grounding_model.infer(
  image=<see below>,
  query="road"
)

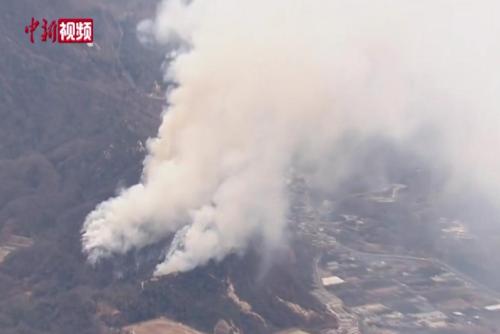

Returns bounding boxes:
[311,256,361,334]
[334,241,500,300]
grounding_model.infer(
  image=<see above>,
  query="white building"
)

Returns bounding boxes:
[321,276,345,287]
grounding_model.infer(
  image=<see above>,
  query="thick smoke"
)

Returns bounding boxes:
[82,0,500,276]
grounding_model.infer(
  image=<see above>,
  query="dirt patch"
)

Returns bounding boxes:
[123,317,204,334]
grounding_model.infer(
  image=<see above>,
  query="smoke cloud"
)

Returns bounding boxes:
[82,0,500,276]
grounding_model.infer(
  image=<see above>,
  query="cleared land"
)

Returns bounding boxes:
[123,317,204,334]
[0,235,33,264]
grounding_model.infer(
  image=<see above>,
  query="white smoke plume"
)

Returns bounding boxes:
[82,0,500,276]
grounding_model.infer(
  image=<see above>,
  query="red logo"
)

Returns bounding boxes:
[58,18,93,43]
[24,17,94,44]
